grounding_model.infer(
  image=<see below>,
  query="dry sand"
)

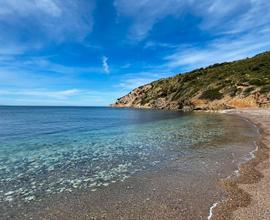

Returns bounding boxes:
[212,108,270,220]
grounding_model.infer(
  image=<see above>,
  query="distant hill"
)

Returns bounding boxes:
[112,52,270,110]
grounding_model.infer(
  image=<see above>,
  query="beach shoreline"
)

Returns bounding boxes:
[210,108,270,220]
[1,107,267,220]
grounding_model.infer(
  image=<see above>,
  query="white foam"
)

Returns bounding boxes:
[250,141,259,159]
[207,118,261,220]
[208,202,219,220]
[24,195,35,202]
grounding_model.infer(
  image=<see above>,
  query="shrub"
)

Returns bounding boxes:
[243,87,255,96]
[200,88,224,100]
[260,85,270,94]
[249,79,266,86]
[227,86,238,96]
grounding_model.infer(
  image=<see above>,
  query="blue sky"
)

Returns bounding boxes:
[1,0,270,106]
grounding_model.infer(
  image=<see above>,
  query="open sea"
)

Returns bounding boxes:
[0,106,258,219]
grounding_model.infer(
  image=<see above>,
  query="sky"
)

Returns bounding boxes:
[0,0,270,106]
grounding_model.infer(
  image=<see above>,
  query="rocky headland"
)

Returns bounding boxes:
[112,52,270,111]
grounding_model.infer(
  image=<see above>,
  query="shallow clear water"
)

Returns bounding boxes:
[0,107,257,213]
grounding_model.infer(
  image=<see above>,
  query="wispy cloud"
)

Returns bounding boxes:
[113,0,270,74]
[144,41,178,49]
[24,89,81,99]
[116,71,171,90]
[21,56,103,75]
[0,44,26,56]
[0,55,103,80]
[114,0,269,42]
[0,0,95,53]
[102,56,110,74]
[118,77,154,90]
[164,28,270,71]
[0,88,124,106]
[0,0,61,17]
[211,0,270,35]
[0,88,80,100]
[114,0,186,40]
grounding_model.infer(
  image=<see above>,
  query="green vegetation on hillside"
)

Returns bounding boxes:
[200,88,224,101]
[143,52,270,102]
[114,52,270,109]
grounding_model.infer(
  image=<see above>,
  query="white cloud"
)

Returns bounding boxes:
[0,88,124,106]
[21,89,80,99]
[164,28,270,71]
[36,0,62,17]
[102,56,110,74]
[144,41,178,49]
[114,0,269,41]
[118,77,154,90]
[0,0,95,53]
[0,1,60,16]
[0,89,80,99]
[116,71,171,90]
[114,0,187,40]
[0,55,103,82]
[0,56,106,95]
[114,0,270,73]
[0,45,26,56]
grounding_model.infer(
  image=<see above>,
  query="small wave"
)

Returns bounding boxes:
[208,202,219,220]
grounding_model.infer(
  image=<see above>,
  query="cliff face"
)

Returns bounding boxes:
[112,52,270,111]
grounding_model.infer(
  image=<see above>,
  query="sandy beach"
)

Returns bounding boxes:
[212,108,270,220]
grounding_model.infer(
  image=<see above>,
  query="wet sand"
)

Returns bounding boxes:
[1,156,227,220]
[211,108,270,220]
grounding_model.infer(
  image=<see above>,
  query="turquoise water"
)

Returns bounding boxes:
[0,107,257,208]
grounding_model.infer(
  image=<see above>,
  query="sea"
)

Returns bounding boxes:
[0,106,258,219]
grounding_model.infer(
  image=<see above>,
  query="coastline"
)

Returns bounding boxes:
[2,109,259,220]
[1,107,268,219]
[210,108,270,220]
